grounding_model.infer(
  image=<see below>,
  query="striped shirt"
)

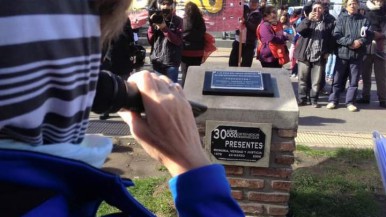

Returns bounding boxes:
[0,0,102,145]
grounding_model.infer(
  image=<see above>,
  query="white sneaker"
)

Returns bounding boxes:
[326,102,336,109]
[347,104,358,112]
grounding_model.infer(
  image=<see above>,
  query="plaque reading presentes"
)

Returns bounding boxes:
[210,125,266,162]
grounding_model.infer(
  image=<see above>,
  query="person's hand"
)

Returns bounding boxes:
[150,14,166,30]
[118,71,211,177]
[152,21,167,31]
[308,11,316,21]
[155,21,167,31]
[349,39,362,49]
[239,17,245,25]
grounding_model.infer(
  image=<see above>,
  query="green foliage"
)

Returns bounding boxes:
[290,147,383,217]
[98,147,384,217]
[97,176,175,217]
[296,145,338,157]
[128,176,175,216]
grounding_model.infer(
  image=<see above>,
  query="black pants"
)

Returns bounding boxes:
[260,59,281,68]
[181,56,202,87]
[228,41,256,67]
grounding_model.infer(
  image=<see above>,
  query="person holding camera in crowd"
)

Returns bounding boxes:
[147,0,183,83]
[295,1,335,108]
[326,0,373,112]
[0,0,245,216]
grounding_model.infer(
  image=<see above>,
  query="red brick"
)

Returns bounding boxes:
[231,190,243,200]
[275,154,295,165]
[247,192,290,203]
[228,177,264,189]
[270,141,296,152]
[267,205,289,216]
[277,129,297,138]
[250,167,292,179]
[224,165,244,175]
[239,203,264,215]
[271,180,292,192]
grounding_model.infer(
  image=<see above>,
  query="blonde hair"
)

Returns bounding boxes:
[95,0,131,46]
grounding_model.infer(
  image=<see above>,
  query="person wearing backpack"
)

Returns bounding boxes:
[256,5,289,68]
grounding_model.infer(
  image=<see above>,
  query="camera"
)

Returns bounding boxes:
[92,70,207,117]
[148,8,164,24]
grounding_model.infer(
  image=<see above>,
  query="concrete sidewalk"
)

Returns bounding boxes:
[87,113,377,149]
[88,46,386,149]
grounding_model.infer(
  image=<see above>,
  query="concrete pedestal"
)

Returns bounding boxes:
[184,66,299,217]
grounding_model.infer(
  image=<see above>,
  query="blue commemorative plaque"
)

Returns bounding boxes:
[203,70,274,97]
[211,71,264,90]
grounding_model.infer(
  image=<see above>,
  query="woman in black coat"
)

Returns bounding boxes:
[181,2,206,87]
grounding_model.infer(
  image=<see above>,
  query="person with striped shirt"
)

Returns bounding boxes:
[0,1,244,216]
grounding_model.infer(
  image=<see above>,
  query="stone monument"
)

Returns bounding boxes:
[184,66,299,217]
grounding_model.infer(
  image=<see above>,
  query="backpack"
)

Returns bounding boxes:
[256,22,289,66]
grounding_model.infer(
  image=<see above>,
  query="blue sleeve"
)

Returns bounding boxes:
[169,164,245,217]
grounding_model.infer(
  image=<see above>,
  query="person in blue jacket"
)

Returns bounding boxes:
[0,0,244,216]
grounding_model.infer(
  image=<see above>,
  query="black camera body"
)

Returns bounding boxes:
[148,8,164,24]
[91,71,207,117]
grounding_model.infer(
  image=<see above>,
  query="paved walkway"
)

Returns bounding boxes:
[87,46,386,149]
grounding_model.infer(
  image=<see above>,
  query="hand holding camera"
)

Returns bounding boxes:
[92,70,207,117]
[308,9,317,21]
[118,71,211,177]
[149,9,164,24]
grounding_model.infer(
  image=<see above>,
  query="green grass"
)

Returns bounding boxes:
[97,176,175,217]
[97,146,384,217]
[290,145,384,217]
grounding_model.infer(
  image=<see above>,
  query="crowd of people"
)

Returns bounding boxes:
[227,0,385,111]
[103,0,385,112]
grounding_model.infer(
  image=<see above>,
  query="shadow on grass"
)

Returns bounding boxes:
[289,147,385,217]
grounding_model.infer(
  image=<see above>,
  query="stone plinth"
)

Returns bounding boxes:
[184,66,299,217]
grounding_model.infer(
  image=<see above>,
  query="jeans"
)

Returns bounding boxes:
[328,58,361,105]
[325,54,336,79]
[153,64,179,83]
[166,66,179,83]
